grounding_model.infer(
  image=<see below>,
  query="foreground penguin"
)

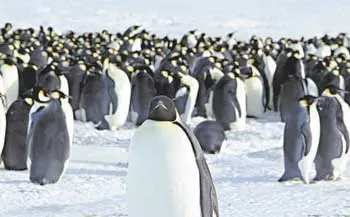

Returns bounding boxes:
[127,95,219,217]
[27,89,74,185]
[314,87,350,181]
[1,97,33,170]
[279,95,320,184]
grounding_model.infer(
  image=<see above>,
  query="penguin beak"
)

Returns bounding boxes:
[154,101,168,111]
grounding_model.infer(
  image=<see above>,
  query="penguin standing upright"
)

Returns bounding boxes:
[27,89,73,185]
[127,96,219,217]
[130,65,156,126]
[279,95,320,183]
[244,65,265,118]
[1,55,19,110]
[212,72,246,130]
[314,87,350,181]
[174,72,199,124]
[1,97,33,170]
[263,53,277,109]
[104,57,131,130]
[0,74,6,162]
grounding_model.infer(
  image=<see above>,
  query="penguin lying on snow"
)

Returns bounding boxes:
[127,95,219,217]
[194,120,226,154]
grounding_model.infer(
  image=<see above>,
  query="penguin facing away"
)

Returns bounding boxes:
[27,89,73,185]
[127,95,219,217]
[1,97,33,170]
[279,95,320,184]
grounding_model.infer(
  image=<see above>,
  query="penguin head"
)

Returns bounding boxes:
[298,95,318,108]
[50,90,71,103]
[322,85,346,96]
[32,86,51,103]
[148,95,177,122]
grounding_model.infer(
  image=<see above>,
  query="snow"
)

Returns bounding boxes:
[1,0,350,216]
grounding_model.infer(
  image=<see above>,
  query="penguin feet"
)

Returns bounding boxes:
[30,177,49,186]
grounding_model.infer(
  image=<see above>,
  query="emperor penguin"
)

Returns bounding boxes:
[0,75,6,163]
[244,65,265,118]
[130,65,157,126]
[103,57,131,130]
[0,55,19,110]
[212,72,246,130]
[27,89,73,185]
[127,95,219,217]
[173,72,199,124]
[1,97,33,170]
[263,53,277,109]
[279,95,320,184]
[314,87,350,181]
[194,120,226,154]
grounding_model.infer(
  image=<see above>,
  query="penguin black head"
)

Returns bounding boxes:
[322,85,347,96]
[32,86,51,103]
[298,95,318,108]
[50,90,71,103]
[148,95,177,122]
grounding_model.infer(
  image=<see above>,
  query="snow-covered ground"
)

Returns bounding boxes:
[1,0,350,216]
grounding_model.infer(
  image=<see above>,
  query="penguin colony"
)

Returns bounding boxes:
[0,21,349,211]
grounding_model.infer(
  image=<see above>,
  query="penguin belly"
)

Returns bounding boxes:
[127,120,201,217]
[105,66,131,130]
[245,77,264,118]
[263,55,276,109]
[0,94,6,161]
[230,78,246,130]
[1,64,19,110]
[297,103,320,183]
[59,75,70,96]
[180,75,199,124]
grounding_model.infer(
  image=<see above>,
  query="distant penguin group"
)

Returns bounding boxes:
[1,22,350,192]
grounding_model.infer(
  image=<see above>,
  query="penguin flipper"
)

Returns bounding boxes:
[174,121,219,217]
[107,78,118,114]
[336,106,350,154]
[301,122,312,157]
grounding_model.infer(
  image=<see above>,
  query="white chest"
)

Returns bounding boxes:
[127,120,201,217]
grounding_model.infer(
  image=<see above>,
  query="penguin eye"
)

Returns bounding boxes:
[24,97,33,105]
